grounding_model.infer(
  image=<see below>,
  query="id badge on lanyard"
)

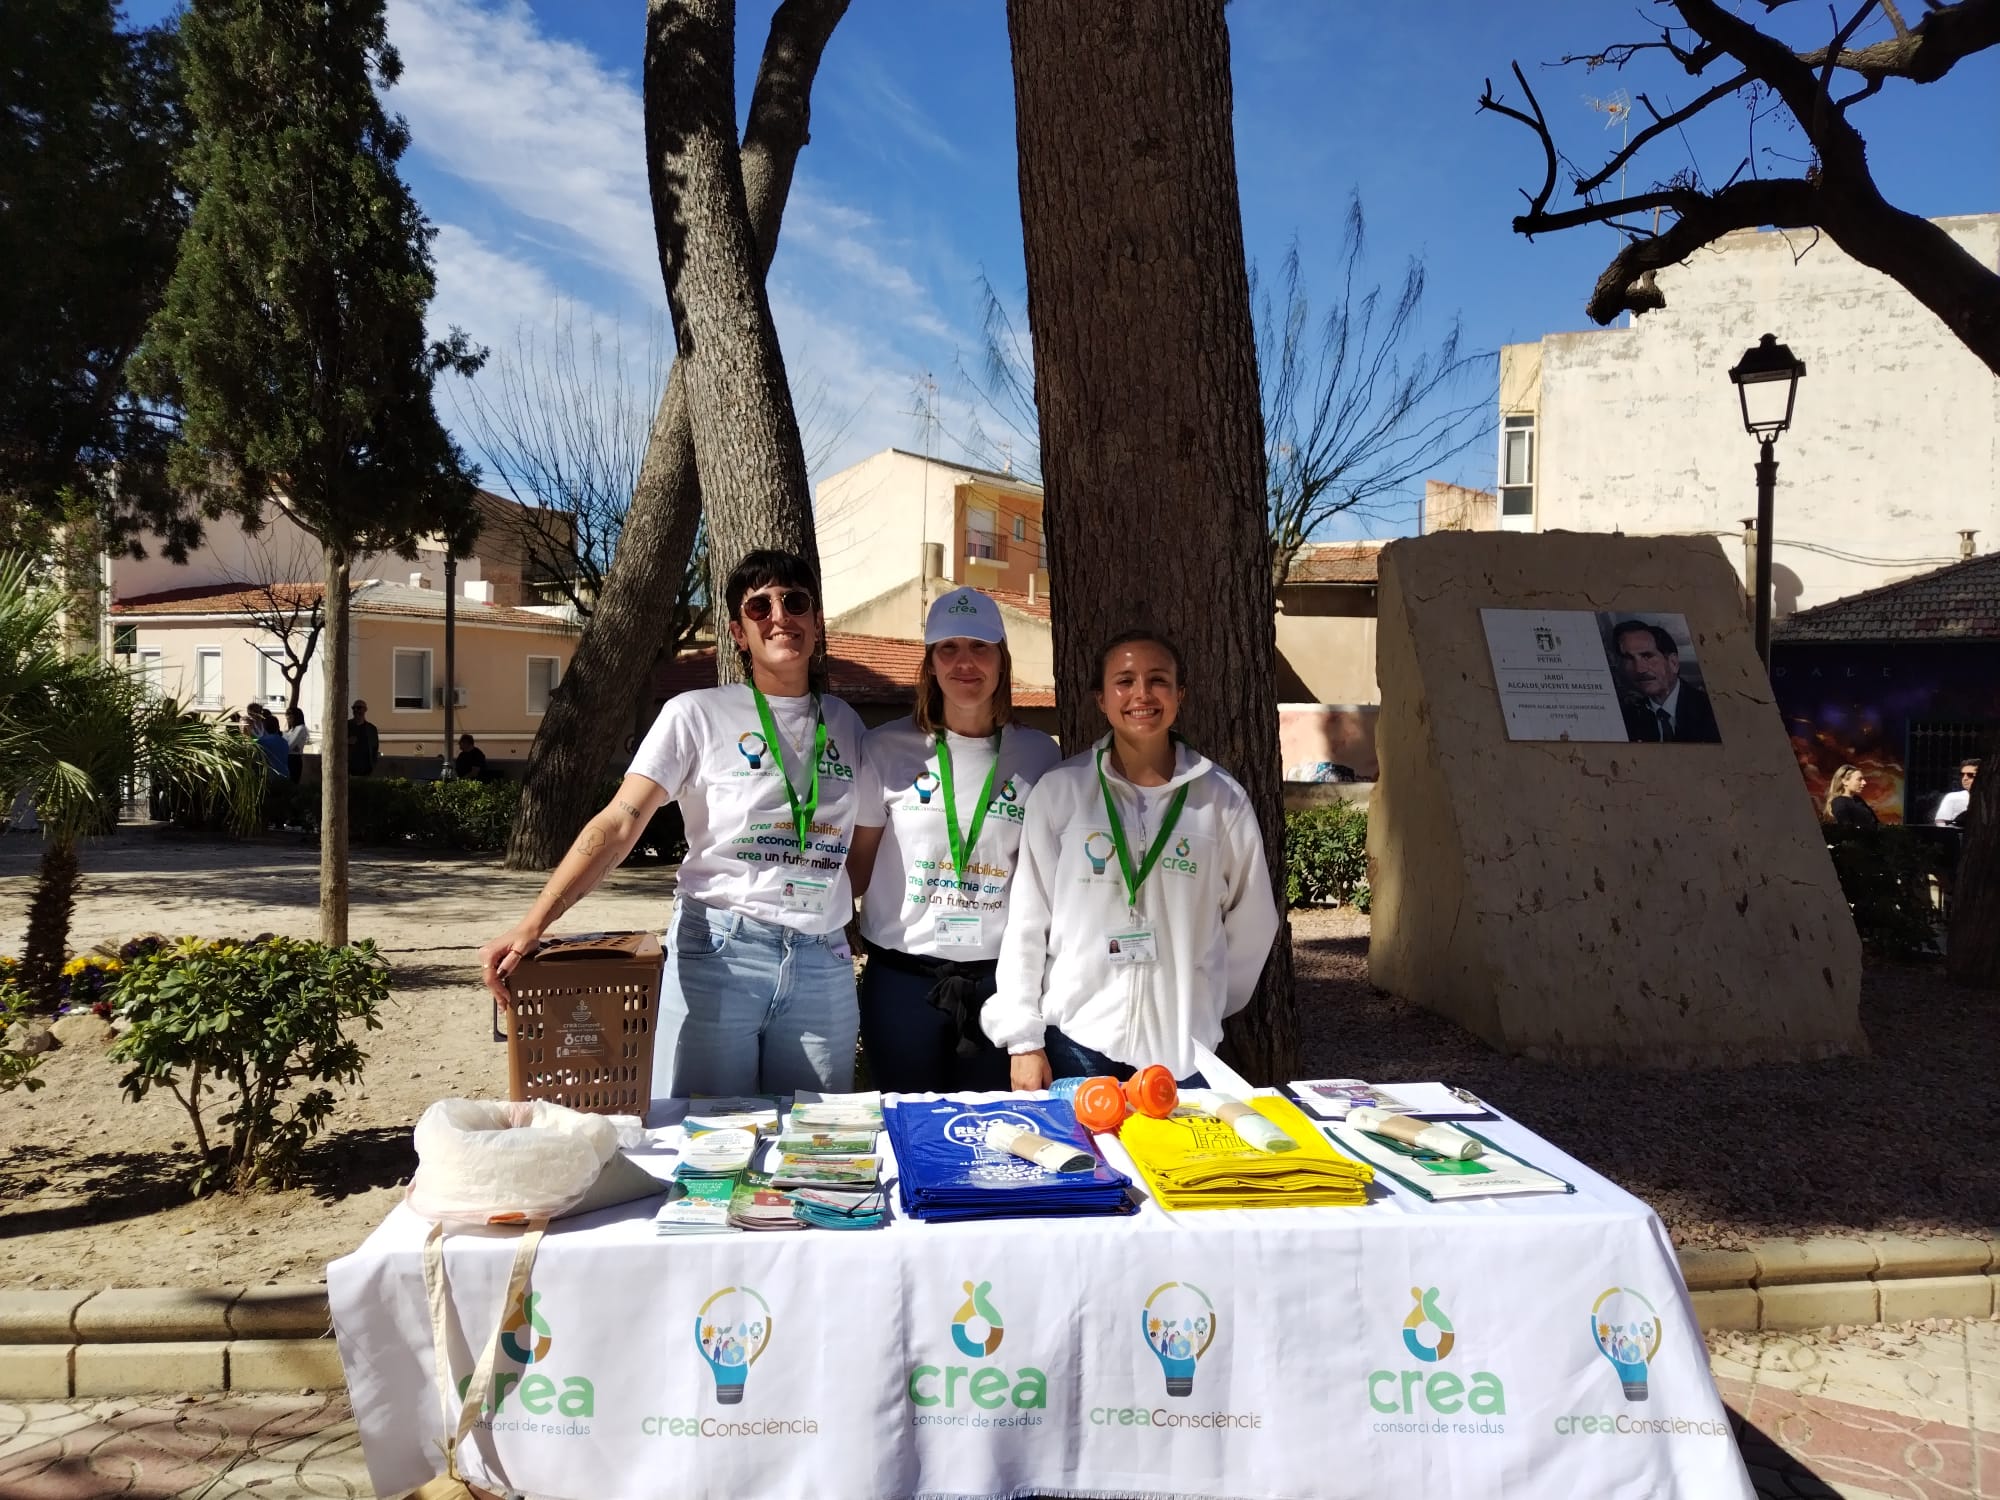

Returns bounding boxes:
[1106,923,1158,964]
[780,871,832,915]
[933,912,984,948]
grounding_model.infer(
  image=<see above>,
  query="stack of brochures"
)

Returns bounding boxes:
[1118,1095,1374,1210]
[787,1091,885,1132]
[785,1185,888,1230]
[683,1097,783,1137]
[885,1097,1133,1223]
[1325,1119,1572,1201]
[727,1178,805,1231]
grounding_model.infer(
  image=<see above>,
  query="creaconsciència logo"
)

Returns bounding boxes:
[1141,1282,1217,1397]
[952,1280,1005,1357]
[1402,1286,1455,1361]
[500,1290,552,1364]
[1590,1288,1660,1402]
[737,731,767,769]
[695,1286,773,1405]
[1083,830,1113,875]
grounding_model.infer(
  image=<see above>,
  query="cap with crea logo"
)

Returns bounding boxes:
[924,587,1006,645]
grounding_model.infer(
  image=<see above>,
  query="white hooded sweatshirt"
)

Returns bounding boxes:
[981,734,1281,1078]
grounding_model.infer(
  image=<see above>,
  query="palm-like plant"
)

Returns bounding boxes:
[0,555,266,1008]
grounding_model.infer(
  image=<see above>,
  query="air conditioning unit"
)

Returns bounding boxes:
[451,686,469,708]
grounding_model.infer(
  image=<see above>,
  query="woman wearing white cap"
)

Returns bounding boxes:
[982,628,1280,1087]
[846,586,1061,1091]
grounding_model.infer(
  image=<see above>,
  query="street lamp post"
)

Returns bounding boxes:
[1727,333,1807,671]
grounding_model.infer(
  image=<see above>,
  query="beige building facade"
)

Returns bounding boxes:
[1494,214,1999,611]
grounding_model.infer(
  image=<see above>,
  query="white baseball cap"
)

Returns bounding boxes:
[924,587,1006,645]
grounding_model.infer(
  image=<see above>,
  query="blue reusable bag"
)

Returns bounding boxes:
[884,1097,1134,1222]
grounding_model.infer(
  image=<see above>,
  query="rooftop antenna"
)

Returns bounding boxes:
[1585,90,1632,201]
[901,371,943,627]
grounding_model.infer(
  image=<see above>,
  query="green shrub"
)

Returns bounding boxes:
[109,935,387,1193]
[1824,824,1943,959]
[0,968,45,1094]
[1284,803,1369,908]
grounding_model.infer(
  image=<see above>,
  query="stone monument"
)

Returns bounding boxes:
[1369,531,1864,1066]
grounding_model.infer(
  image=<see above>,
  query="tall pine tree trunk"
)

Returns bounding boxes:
[506,0,847,870]
[1008,0,1296,1081]
[319,546,351,946]
[645,0,819,690]
[20,838,81,1011]
[1947,736,2000,988]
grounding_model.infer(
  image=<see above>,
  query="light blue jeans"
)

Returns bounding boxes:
[658,896,858,1099]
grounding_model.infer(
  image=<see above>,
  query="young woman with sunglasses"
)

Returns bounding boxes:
[479,549,883,1099]
[982,629,1279,1088]
[844,588,1061,1092]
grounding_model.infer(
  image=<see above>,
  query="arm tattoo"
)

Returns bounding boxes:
[616,797,645,821]
[577,826,608,858]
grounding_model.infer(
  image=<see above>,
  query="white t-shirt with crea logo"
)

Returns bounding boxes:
[858,719,1063,960]
[627,686,884,934]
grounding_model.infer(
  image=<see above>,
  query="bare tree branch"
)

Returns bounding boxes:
[1481,0,2000,375]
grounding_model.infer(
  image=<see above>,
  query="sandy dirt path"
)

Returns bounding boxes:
[0,827,675,1290]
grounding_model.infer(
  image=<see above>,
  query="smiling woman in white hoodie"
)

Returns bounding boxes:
[982,630,1281,1088]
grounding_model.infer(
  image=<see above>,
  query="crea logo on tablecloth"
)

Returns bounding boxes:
[455,1291,595,1435]
[1367,1287,1506,1436]
[640,1286,821,1439]
[1091,1279,1263,1432]
[909,1282,1047,1426]
[1555,1286,1729,1440]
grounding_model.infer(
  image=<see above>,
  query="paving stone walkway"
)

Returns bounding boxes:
[1,1320,1994,1497]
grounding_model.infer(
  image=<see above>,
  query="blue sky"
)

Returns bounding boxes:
[123,1,1997,537]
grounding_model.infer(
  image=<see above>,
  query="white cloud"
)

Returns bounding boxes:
[390,0,973,491]
[390,0,659,298]
[427,222,569,350]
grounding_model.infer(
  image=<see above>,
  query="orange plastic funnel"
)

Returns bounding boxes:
[1070,1076,1130,1134]
[1124,1064,1178,1119]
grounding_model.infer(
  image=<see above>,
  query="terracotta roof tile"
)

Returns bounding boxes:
[1774,551,2000,644]
[984,587,1051,620]
[112,579,574,631]
[1283,541,1383,585]
[655,632,1056,708]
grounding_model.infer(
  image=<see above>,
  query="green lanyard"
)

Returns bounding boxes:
[750,683,826,853]
[936,732,1002,885]
[1095,746,1189,912]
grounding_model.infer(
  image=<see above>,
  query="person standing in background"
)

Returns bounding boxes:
[347,700,379,776]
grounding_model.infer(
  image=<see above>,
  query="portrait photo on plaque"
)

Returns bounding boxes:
[1598,612,1720,744]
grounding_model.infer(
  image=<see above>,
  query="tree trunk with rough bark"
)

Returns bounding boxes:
[319,546,351,946]
[645,0,819,685]
[505,0,846,870]
[20,839,81,1010]
[1947,734,2000,989]
[1007,0,1297,1081]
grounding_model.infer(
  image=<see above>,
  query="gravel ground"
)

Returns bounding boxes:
[1290,907,2000,1250]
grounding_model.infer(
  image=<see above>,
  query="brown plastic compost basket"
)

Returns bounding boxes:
[505,932,662,1114]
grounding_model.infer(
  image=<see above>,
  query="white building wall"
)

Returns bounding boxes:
[110,509,486,600]
[1520,214,2000,613]
[815,449,994,618]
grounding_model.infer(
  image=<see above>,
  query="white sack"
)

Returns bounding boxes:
[407,1099,619,1225]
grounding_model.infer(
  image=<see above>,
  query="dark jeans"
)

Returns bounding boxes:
[1043,1028,1207,1090]
[858,948,1008,1093]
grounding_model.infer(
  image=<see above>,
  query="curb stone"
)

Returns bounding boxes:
[3,1235,1996,1396]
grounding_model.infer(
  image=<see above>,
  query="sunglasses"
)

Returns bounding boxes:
[741,589,814,622]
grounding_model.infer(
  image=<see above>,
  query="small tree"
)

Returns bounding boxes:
[1258,199,1493,588]
[0,556,265,1007]
[111,935,388,1193]
[230,529,326,718]
[132,0,482,946]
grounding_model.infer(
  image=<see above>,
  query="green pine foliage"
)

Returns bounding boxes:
[130,0,481,549]
[0,0,192,552]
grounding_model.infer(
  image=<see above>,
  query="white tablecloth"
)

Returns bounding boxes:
[329,1095,1754,1500]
